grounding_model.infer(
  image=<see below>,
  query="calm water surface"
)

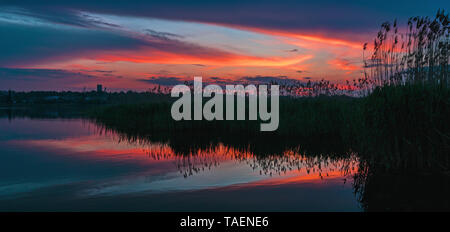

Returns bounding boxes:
[0,117,361,211]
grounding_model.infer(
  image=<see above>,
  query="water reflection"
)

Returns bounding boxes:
[354,152,450,211]
[2,108,450,211]
[142,143,359,179]
[0,116,361,211]
[91,121,359,180]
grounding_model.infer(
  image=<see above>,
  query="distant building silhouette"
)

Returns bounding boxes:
[97,84,103,93]
[7,90,13,104]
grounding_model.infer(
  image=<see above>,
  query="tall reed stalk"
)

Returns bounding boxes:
[364,9,449,88]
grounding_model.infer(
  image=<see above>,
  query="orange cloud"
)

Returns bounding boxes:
[328,58,360,71]
[94,49,313,67]
[204,23,364,49]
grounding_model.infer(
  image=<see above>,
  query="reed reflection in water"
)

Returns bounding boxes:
[97,123,359,180]
[0,117,361,211]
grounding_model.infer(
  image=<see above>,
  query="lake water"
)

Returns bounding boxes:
[0,117,362,211]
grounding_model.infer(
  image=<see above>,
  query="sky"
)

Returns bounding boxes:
[0,0,448,91]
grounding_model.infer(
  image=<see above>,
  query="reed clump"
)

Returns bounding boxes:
[357,10,449,157]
